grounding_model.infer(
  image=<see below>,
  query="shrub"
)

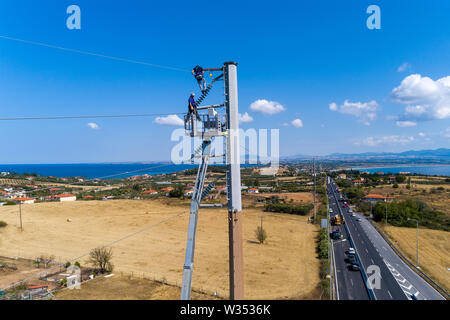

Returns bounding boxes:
[255,226,267,244]
[0,221,7,228]
[393,183,399,189]
[264,201,313,215]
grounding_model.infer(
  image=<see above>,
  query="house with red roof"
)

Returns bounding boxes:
[54,194,77,202]
[142,189,158,195]
[362,194,394,204]
[13,197,35,204]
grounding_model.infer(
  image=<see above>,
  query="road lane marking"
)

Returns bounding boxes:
[383,259,420,300]
[388,290,393,299]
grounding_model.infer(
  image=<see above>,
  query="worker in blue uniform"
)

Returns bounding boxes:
[186,93,201,124]
[192,65,206,93]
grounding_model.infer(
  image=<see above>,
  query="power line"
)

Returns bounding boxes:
[0,112,185,121]
[0,35,190,72]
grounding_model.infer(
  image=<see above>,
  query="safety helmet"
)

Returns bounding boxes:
[191,92,195,96]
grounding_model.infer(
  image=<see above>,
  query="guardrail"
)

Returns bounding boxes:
[369,220,449,300]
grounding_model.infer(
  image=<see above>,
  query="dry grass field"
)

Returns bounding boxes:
[0,258,42,289]
[0,199,320,299]
[384,225,450,292]
[246,192,314,204]
[55,274,216,300]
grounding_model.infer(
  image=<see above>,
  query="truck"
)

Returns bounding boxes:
[331,215,341,225]
[331,227,341,240]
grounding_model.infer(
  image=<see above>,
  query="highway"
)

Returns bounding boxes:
[327,177,445,300]
[328,191,369,300]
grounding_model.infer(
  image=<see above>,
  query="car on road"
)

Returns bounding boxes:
[348,262,360,271]
[344,204,349,208]
[351,213,356,217]
[345,247,355,255]
[356,217,361,222]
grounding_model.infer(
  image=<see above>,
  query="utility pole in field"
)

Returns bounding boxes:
[180,61,244,300]
[313,158,316,223]
[224,62,244,300]
[19,202,23,231]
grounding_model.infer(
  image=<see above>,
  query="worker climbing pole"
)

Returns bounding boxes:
[180,61,244,300]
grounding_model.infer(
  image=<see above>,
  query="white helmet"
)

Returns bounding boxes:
[191,92,195,96]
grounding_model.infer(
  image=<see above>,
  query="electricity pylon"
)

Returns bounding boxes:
[180,61,243,300]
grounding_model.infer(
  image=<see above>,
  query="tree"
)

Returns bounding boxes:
[38,255,55,268]
[88,247,114,273]
[393,183,399,189]
[395,175,406,183]
[132,184,142,192]
[255,226,267,244]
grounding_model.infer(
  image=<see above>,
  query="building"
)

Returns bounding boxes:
[362,194,394,204]
[353,179,364,186]
[338,173,347,180]
[215,185,227,192]
[184,189,194,196]
[142,189,158,195]
[248,188,259,194]
[13,197,35,204]
[55,194,77,202]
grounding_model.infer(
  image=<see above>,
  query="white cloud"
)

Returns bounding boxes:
[87,122,99,130]
[391,74,450,121]
[281,122,289,127]
[250,99,285,115]
[329,100,379,125]
[154,114,184,126]
[444,127,450,138]
[397,62,410,72]
[418,132,426,137]
[396,121,417,127]
[354,135,415,147]
[291,118,303,128]
[238,112,253,123]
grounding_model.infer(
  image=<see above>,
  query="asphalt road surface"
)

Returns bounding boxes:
[327,177,445,300]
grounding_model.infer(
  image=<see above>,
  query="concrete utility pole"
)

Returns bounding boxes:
[313,158,316,223]
[19,202,23,231]
[224,61,244,300]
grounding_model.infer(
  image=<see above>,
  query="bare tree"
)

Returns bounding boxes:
[88,247,114,273]
[40,255,55,268]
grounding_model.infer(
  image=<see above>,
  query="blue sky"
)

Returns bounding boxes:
[0,0,449,163]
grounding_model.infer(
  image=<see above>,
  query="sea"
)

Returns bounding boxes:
[0,163,198,180]
[348,165,450,177]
